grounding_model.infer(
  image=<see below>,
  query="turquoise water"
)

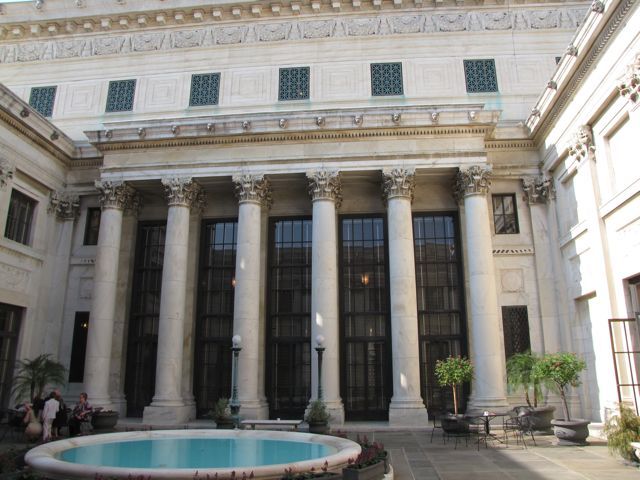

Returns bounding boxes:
[57,438,337,469]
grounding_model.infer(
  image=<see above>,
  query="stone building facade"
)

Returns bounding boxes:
[0,0,637,426]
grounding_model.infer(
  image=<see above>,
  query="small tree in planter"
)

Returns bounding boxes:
[11,354,66,402]
[603,403,640,462]
[209,398,235,429]
[533,352,589,445]
[305,400,330,434]
[506,351,555,432]
[435,356,473,416]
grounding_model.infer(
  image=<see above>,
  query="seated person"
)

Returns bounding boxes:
[68,392,92,436]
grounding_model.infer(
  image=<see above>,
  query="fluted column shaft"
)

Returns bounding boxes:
[232,175,271,419]
[456,166,508,410]
[85,181,137,409]
[383,168,429,425]
[307,170,344,424]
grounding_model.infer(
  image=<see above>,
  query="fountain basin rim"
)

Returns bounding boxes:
[25,429,362,480]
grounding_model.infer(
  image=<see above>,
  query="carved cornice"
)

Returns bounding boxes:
[48,191,80,220]
[0,6,587,64]
[453,165,492,202]
[161,177,206,211]
[617,52,640,104]
[522,176,555,204]
[232,174,272,207]
[567,125,595,161]
[0,158,15,189]
[95,180,139,211]
[307,170,342,207]
[382,168,415,202]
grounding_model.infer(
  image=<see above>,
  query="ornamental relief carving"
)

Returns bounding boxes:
[382,168,416,202]
[48,191,80,221]
[161,177,206,211]
[95,180,139,211]
[0,7,587,64]
[617,52,640,104]
[453,165,492,202]
[307,170,342,206]
[568,125,596,161]
[233,174,272,207]
[0,158,15,189]
[521,176,555,204]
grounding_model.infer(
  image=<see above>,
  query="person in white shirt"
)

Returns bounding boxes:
[41,392,60,442]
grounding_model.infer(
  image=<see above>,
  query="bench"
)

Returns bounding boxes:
[240,419,303,431]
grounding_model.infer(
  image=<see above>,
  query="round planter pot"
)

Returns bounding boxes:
[441,415,470,434]
[530,406,556,434]
[216,419,235,429]
[91,412,119,430]
[551,418,590,446]
[308,421,329,435]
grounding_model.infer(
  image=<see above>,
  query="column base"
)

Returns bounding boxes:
[466,396,509,413]
[143,403,195,424]
[388,399,429,426]
[237,399,269,420]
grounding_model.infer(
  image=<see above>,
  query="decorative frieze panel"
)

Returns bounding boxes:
[307,170,342,206]
[0,158,15,189]
[382,168,415,202]
[232,174,272,207]
[521,176,555,204]
[617,52,639,104]
[453,165,492,202]
[0,7,587,65]
[95,180,139,211]
[161,177,206,211]
[568,125,596,161]
[48,191,80,220]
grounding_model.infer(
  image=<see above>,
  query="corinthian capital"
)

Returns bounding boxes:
[161,177,206,211]
[568,125,595,161]
[453,165,492,202]
[48,191,80,221]
[522,176,555,204]
[95,180,139,211]
[0,158,15,189]
[617,53,639,104]
[382,168,415,202]
[232,174,272,207]
[306,170,342,207]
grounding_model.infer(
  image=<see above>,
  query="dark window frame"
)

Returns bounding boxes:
[68,312,89,383]
[83,208,101,246]
[370,62,404,97]
[0,303,21,410]
[189,73,221,107]
[278,67,310,101]
[105,79,136,113]
[492,193,520,235]
[502,305,531,360]
[29,86,57,117]
[5,189,37,246]
[463,59,499,93]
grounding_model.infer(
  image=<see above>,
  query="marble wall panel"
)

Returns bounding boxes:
[406,58,460,97]
[57,82,103,117]
[138,75,188,112]
[227,67,273,106]
[314,63,368,101]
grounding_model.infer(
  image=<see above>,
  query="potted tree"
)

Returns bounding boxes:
[305,400,330,434]
[533,352,589,445]
[435,356,473,433]
[506,351,555,433]
[210,398,235,429]
[11,354,67,402]
[603,403,640,462]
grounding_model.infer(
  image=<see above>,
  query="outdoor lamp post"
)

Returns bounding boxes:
[315,334,325,401]
[230,334,242,428]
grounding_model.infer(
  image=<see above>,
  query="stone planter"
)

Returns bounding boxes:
[441,415,470,434]
[91,411,119,430]
[629,442,640,462]
[215,419,235,429]
[530,405,555,434]
[308,421,329,435]
[551,418,590,445]
[342,460,385,480]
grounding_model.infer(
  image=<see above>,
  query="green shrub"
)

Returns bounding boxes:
[604,404,640,462]
[305,400,330,424]
[506,351,542,408]
[533,352,586,421]
[434,356,473,415]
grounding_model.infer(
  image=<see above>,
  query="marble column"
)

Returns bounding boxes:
[307,170,344,424]
[454,166,508,410]
[44,192,80,355]
[382,168,430,425]
[85,180,138,409]
[144,177,204,424]
[522,176,561,353]
[232,174,271,419]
